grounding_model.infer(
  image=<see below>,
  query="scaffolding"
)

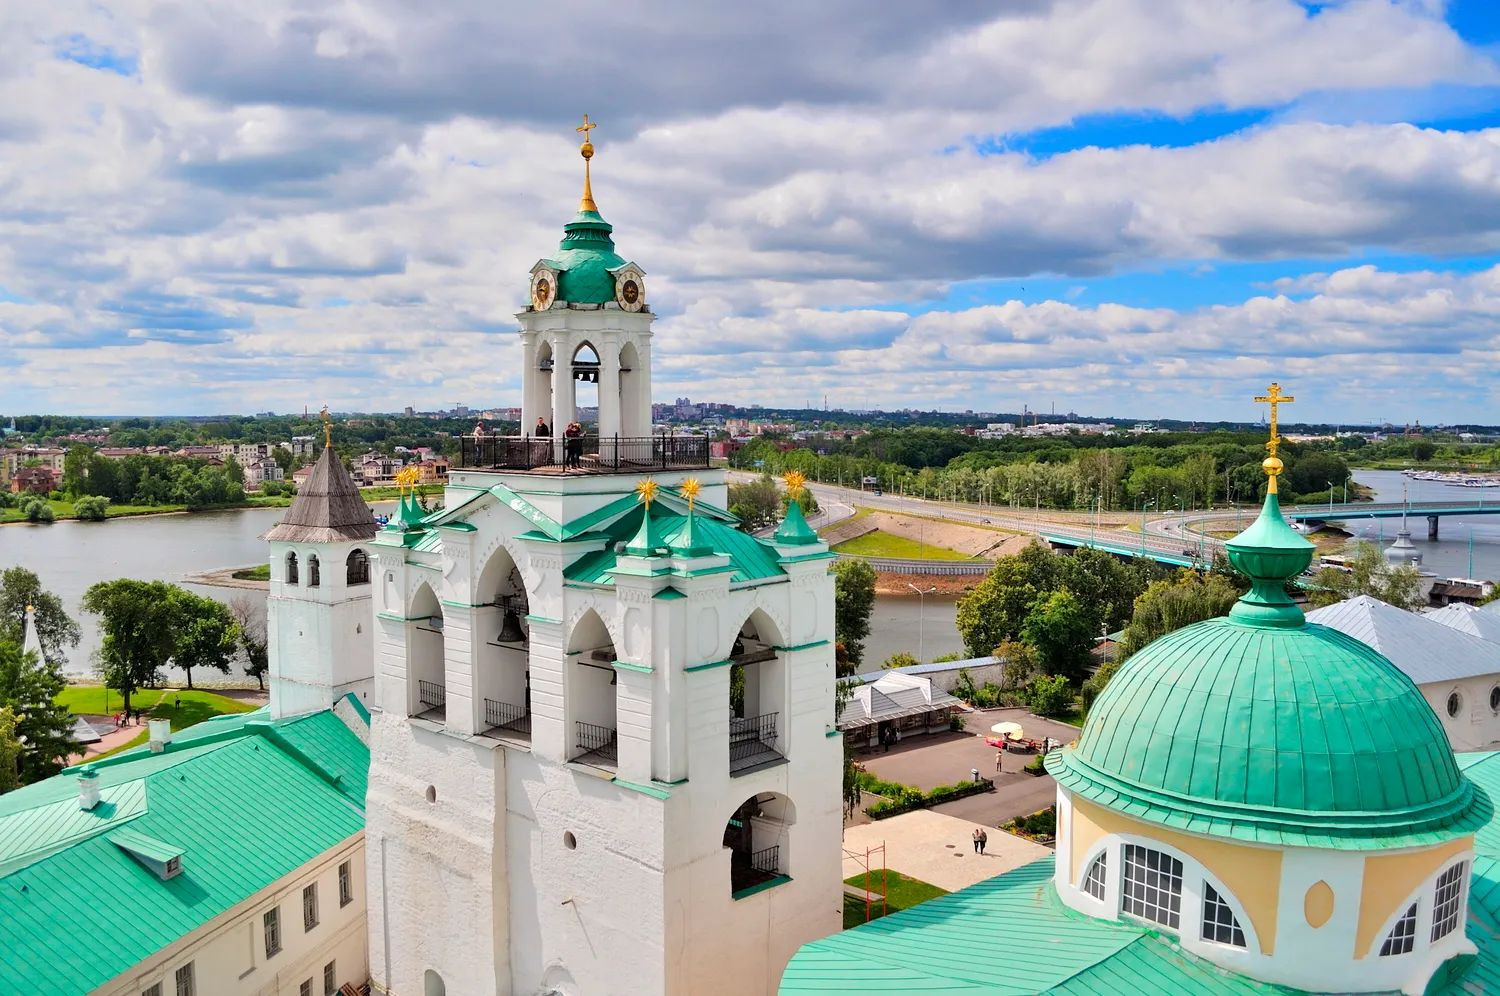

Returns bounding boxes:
[842,841,888,926]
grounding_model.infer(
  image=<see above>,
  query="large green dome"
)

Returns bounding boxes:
[1047,485,1489,847]
[549,209,625,304]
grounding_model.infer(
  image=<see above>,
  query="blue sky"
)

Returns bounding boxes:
[2,0,1499,423]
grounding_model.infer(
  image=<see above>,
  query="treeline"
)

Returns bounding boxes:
[730,429,1354,509]
[61,451,246,508]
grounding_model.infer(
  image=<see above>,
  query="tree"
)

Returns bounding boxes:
[73,495,109,520]
[0,567,82,670]
[1023,674,1075,717]
[0,638,75,784]
[62,444,93,495]
[831,559,876,674]
[1411,440,1437,462]
[1020,589,1095,682]
[1080,659,1118,713]
[170,591,240,689]
[1118,572,1241,660]
[228,596,269,690]
[19,497,54,523]
[728,475,780,531]
[82,579,183,713]
[1305,542,1423,611]
[883,651,919,669]
[0,707,20,795]
[955,542,1058,657]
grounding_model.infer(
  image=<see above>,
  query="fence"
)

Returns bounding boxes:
[483,698,531,735]
[459,434,710,474]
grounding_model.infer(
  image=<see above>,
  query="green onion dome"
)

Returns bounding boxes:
[1047,489,1490,847]
[549,209,626,305]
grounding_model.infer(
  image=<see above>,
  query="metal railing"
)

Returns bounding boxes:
[574,721,618,765]
[459,434,710,474]
[483,698,531,735]
[729,712,781,773]
[417,680,446,710]
[751,844,780,876]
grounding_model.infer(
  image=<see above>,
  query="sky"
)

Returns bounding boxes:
[3,1,1500,424]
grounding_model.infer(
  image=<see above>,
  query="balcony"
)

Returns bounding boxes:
[730,845,786,898]
[729,711,785,776]
[417,679,446,721]
[483,698,531,740]
[574,720,618,769]
[458,434,710,475]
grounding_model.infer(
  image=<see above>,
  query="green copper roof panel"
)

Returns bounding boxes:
[0,710,369,995]
[562,505,785,586]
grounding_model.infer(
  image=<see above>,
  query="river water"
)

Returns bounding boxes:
[1342,470,1500,582]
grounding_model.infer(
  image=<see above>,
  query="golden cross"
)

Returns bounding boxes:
[576,114,596,141]
[1253,382,1294,459]
[320,406,332,449]
[635,478,658,508]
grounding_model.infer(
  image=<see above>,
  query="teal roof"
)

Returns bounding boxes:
[564,504,785,586]
[774,499,820,546]
[0,702,369,995]
[548,209,626,304]
[1046,483,1487,848]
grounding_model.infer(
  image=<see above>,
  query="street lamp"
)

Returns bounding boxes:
[1140,499,1154,557]
[907,583,937,663]
[1327,481,1335,513]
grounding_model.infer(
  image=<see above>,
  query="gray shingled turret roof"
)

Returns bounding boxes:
[264,446,377,543]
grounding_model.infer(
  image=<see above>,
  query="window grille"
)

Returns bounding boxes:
[143,984,162,996]
[339,860,353,907]
[1380,902,1418,956]
[1082,851,1107,901]
[1121,843,1182,929]
[1201,883,1247,947]
[299,982,312,996]
[324,961,337,996]
[263,908,281,958]
[1432,862,1467,942]
[173,964,194,996]
[303,883,319,931]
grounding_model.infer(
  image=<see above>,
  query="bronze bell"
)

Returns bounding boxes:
[497,609,525,644]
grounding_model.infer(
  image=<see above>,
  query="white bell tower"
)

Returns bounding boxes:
[264,413,379,719]
[362,120,843,996]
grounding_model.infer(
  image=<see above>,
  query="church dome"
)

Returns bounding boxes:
[1049,485,1489,847]
[550,209,626,304]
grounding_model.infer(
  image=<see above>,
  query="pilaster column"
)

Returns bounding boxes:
[520,335,538,429]
[550,335,575,462]
[442,602,477,737]
[633,340,653,435]
[599,337,622,442]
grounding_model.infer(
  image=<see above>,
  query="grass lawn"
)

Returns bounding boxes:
[67,688,260,760]
[232,564,271,581]
[843,870,948,929]
[833,529,974,561]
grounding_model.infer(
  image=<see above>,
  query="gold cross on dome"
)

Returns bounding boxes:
[576,114,596,141]
[1254,382,1294,459]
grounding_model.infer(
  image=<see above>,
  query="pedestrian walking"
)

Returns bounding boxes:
[978,829,988,855]
[971,828,982,854]
[174,694,181,710]
[995,749,1004,772]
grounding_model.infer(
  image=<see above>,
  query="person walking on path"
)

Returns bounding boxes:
[995,749,1004,773]
[174,694,181,711]
[971,828,982,854]
[978,828,988,855]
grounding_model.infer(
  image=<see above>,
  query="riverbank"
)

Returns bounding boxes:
[184,565,271,590]
[0,496,291,525]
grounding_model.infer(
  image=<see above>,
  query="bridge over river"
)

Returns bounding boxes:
[1287,499,1500,540]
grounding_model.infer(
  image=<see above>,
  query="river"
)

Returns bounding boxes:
[1344,470,1500,582]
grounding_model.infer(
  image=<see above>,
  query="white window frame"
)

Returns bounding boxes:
[173,963,194,996]
[1430,861,1467,943]
[339,859,354,907]
[324,960,338,996]
[1121,842,1184,929]
[263,906,282,959]
[303,882,319,932]
[1081,848,1108,902]
[1371,856,1472,961]
[1379,901,1419,957]
[1201,881,1248,949]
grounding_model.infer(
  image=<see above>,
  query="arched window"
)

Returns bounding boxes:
[1201,883,1246,948]
[423,970,445,996]
[308,555,321,588]
[1447,691,1462,718]
[1122,843,1182,929]
[1431,862,1467,942]
[285,552,299,585]
[346,549,370,585]
[1489,685,1499,712]
[1081,851,1107,901]
[1379,902,1418,956]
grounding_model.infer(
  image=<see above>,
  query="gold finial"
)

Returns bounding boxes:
[783,470,807,499]
[320,406,332,449]
[680,477,701,513]
[635,478,659,508]
[576,114,598,213]
[394,466,421,494]
[1253,382,1295,494]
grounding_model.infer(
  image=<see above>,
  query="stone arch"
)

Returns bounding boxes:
[723,791,795,895]
[619,339,645,436]
[346,548,370,585]
[726,608,788,770]
[284,551,299,585]
[307,553,321,588]
[473,540,531,734]
[567,596,625,657]
[408,581,446,718]
[423,969,445,996]
[571,341,600,429]
[566,607,619,767]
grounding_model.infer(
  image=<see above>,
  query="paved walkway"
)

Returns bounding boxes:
[842,809,1051,894]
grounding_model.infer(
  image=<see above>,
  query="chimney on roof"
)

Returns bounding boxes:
[78,765,100,811]
[148,719,172,753]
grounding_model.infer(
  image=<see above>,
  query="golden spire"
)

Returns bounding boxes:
[635,477,659,508]
[1253,382,1295,494]
[783,470,807,499]
[394,466,421,494]
[680,477,701,514]
[320,406,332,449]
[576,114,599,213]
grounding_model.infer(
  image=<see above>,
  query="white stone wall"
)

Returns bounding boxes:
[1418,675,1500,751]
[98,836,367,996]
[268,538,375,720]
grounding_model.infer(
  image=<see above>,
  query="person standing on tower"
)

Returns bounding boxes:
[535,417,551,437]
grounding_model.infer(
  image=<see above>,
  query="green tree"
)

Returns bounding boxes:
[0,567,82,670]
[955,542,1057,657]
[229,595,269,690]
[20,497,54,523]
[1411,440,1437,462]
[61,444,93,495]
[82,579,182,713]
[1118,572,1242,660]
[1020,589,1095,682]
[0,707,20,795]
[1079,659,1118,713]
[728,475,781,531]
[1306,542,1423,611]
[1023,674,1075,717]
[883,651,919,669]
[831,559,876,673]
[0,638,75,784]
[171,590,241,689]
[73,495,109,520]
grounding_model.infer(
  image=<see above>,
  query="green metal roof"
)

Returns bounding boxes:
[1048,617,1487,848]
[548,209,626,304]
[774,500,820,546]
[563,504,786,586]
[0,703,369,995]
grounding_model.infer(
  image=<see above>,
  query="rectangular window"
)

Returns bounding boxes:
[1121,843,1182,929]
[324,960,337,996]
[1082,851,1107,901]
[1381,902,1418,956]
[303,882,319,931]
[142,984,162,996]
[1201,883,1247,947]
[173,964,194,996]
[263,907,281,959]
[339,860,353,907]
[300,982,312,996]
[1432,861,1467,942]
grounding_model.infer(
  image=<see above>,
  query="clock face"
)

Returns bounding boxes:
[532,274,553,310]
[616,272,645,312]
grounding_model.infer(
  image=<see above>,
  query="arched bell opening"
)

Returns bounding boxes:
[475,545,532,739]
